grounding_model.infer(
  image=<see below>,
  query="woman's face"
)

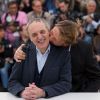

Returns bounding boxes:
[50,26,65,46]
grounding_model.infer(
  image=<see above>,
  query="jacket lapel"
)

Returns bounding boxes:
[28,43,37,82]
[41,45,57,84]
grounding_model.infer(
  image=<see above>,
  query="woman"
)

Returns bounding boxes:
[14,20,100,92]
[93,24,100,65]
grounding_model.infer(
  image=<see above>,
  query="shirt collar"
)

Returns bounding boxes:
[36,44,50,55]
[33,11,43,17]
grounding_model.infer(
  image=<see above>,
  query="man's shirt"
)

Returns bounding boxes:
[36,45,50,73]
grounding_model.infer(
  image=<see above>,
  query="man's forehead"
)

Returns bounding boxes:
[28,21,47,33]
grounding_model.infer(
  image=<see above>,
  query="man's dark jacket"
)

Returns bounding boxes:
[8,42,72,98]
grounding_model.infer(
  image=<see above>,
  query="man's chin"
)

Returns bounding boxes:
[37,45,47,50]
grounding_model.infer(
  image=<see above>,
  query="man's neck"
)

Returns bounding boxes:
[34,11,42,16]
[36,44,50,54]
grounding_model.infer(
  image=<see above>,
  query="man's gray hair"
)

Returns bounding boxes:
[26,18,50,34]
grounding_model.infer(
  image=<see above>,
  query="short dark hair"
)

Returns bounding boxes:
[32,0,42,6]
[58,0,69,4]
[8,1,18,8]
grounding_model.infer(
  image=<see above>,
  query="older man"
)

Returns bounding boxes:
[8,18,71,99]
[14,20,100,92]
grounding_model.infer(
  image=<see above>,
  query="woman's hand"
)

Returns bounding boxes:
[14,44,26,62]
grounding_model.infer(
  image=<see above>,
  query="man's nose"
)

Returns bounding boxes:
[37,33,43,39]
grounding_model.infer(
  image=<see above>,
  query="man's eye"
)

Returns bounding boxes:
[32,33,37,37]
[40,30,46,34]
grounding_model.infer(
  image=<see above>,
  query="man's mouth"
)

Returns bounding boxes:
[37,39,45,44]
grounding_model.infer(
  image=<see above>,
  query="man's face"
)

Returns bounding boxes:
[32,1,42,13]
[87,1,96,13]
[50,26,65,46]
[58,2,69,13]
[8,4,18,15]
[28,21,49,52]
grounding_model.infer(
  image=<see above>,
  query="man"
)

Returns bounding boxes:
[27,0,54,27]
[82,0,100,35]
[8,19,72,99]
[54,0,71,24]
[15,20,100,92]
[1,1,28,26]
